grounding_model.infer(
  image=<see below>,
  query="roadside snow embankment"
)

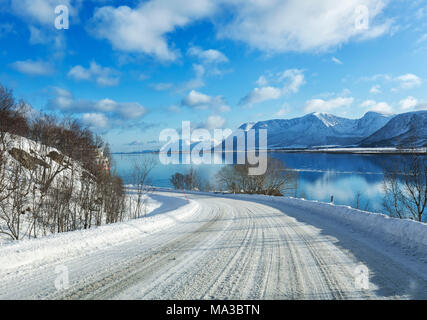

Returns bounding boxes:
[0,195,198,273]
[275,197,427,258]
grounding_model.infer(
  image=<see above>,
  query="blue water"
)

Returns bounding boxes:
[112,152,417,215]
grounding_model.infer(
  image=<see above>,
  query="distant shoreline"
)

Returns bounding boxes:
[113,147,427,156]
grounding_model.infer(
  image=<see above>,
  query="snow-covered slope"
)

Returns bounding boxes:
[360,111,427,147]
[223,111,392,149]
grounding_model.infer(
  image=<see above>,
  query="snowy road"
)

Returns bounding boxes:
[0,191,426,299]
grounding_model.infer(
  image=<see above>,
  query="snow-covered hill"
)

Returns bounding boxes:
[360,111,427,147]
[224,111,393,149]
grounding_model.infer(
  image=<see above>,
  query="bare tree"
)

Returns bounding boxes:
[383,155,427,222]
[0,84,128,240]
[131,156,156,218]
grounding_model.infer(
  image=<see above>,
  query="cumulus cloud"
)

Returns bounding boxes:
[304,97,354,113]
[395,73,422,89]
[399,96,418,110]
[181,90,230,112]
[363,73,422,91]
[240,69,305,106]
[360,99,392,113]
[68,61,121,86]
[47,87,148,130]
[88,0,216,61]
[10,59,54,76]
[81,113,109,129]
[87,0,390,60]
[9,0,75,48]
[240,86,282,106]
[10,0,75,25]
[369,84,381,94]
[205,115,226,129]
[217,0,390,54]
[187,46,228,64]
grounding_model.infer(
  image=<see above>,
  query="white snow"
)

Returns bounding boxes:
[152,188,426,260]
[0,193,198,273]
[0,189,425,299]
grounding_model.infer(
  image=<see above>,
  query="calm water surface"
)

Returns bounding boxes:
[112,152,419,216]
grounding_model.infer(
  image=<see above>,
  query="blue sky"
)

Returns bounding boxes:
[0,0,426,152]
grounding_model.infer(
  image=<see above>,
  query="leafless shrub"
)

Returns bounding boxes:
[216,157,298,196]
[170,167,203,191]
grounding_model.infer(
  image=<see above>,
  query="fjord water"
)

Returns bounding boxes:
[112,152,414,216]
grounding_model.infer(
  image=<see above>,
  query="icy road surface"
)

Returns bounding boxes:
[0,191,426,299]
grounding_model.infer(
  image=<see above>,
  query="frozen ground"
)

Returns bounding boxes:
[0,190,426,300]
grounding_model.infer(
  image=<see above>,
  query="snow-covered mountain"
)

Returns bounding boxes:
[224,111,393,149]
[360,111,427,147]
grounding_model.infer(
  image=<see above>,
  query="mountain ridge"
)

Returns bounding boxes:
[229,111,397,149]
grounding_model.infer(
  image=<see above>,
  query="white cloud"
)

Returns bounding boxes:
[240,69,305,106]
[10,59,54,76]
[88,0,391,60]
[395,73,422,89]
[68,61,120,87]
[361,73,392,82]
[150,82,173,91]
[89,0,216,61]
[205,115,226,129]
[416,33,427,44]
[275,104,289,117]
[240,86,282,105]
[217,0,390,53]
[116,102,147,119]
[360,99,392,113]
[331,57,343,65]
[181,90,230,112]
[10,0,74,26]
[81,113,109,129]
[399,96,418,110]
[304,97,354,113]
[256,75,268,86]
[47,88,148,126]
[187,46,228,64]
[369,84,381,94]
[362,73,422,91]
[9,0,75,48]
[416,7,426,20]
[177,64,206,92]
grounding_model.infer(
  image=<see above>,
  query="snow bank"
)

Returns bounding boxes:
[0,196,199,273]
[275,197,426,259]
